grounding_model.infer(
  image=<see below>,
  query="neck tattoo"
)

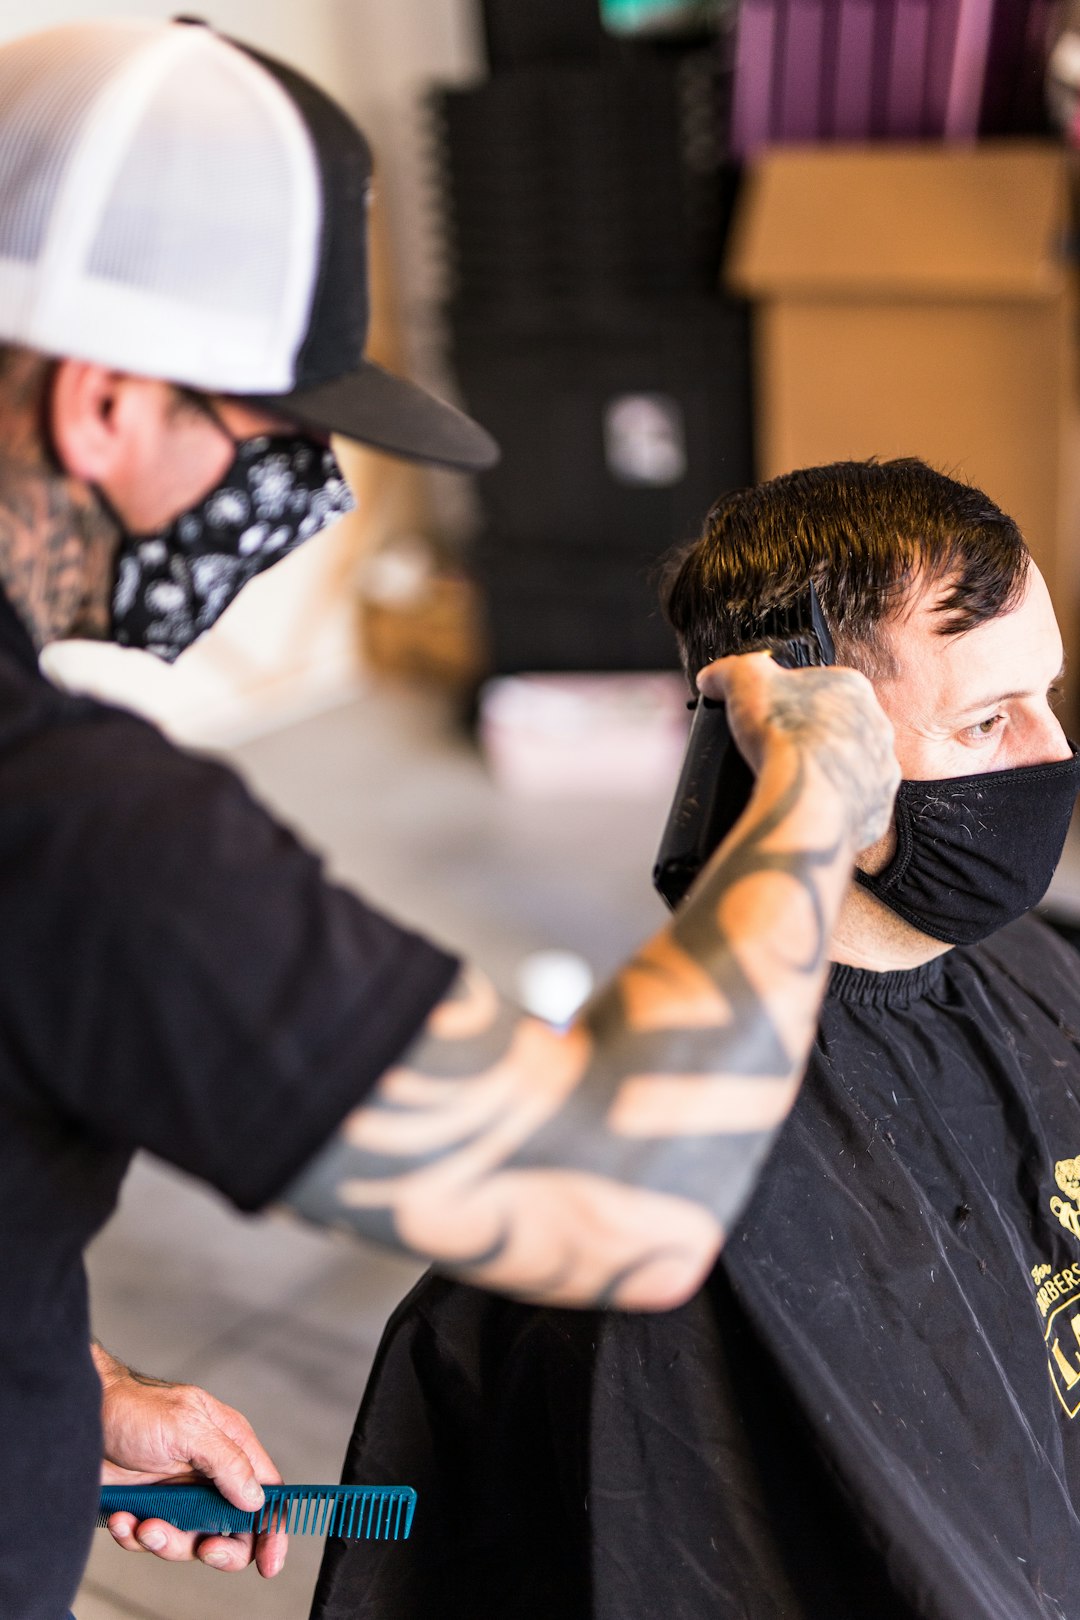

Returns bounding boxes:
[0,451,119,649]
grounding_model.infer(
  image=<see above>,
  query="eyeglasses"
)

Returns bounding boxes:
[171,383,328,448]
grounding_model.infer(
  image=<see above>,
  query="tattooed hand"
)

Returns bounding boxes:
[698,650,899,851]
[284,671,883,1311]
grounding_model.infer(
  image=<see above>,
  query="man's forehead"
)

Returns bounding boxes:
[874,559,1019,642]
[875,561,1061,707]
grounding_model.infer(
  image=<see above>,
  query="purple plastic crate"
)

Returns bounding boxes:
[729,0,1020,150]
[886,0,932,136]
[944,0,995,137]
[777,0,826,140]
[831,0,877,137]
[731,0,779,155]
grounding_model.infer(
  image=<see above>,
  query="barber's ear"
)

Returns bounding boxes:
[49,361,161,483]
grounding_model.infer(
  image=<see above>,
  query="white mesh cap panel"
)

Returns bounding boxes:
[89,45,300,319]
[0,22,153,267]
[0,22,322,394]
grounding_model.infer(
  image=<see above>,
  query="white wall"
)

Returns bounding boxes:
[0,1,485,745]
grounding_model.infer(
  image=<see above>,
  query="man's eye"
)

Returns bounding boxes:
[1049,683,1065,710]
[966,715,1003,739]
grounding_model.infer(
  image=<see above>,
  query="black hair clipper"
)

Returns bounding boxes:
[653,581,835,910]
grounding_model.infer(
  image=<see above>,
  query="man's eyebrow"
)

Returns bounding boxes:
[950,658,1067,717]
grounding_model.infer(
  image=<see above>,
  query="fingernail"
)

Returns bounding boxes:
[139,1530,166,1552]
[243,1480,265,1507]
[204,1549,230,1568]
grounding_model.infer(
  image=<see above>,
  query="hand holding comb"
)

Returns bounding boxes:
[99,1482,416,1540]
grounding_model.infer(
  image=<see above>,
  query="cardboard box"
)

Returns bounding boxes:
[361,575,488,689]
[727,142,1080,722]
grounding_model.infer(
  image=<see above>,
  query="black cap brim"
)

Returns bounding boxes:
[241,357,499,472]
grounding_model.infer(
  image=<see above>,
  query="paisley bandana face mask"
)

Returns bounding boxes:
[109,426,355,661]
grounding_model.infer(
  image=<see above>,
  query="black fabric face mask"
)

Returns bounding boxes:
[110,433,355,661]
[854,746,1080,946]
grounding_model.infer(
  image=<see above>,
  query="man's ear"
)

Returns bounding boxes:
[49,361,151,484]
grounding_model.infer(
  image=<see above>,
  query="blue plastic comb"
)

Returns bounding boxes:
[98,1483,416,1540]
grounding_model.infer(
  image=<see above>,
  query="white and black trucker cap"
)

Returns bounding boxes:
[0,17,498,470]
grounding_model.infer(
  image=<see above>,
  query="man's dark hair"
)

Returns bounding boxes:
[661,458,1030,685]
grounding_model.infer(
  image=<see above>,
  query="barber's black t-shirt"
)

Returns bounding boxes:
[313,917,1080,1620]
[0,590,459,1620]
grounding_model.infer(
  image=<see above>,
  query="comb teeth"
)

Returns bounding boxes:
[98,1483,416,1540]
[742,581,835,669]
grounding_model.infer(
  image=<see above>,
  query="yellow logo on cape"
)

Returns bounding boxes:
[1056,1159,1080,1200]
[1051,1158,1080,1243]
[1035,1159,1080,1416]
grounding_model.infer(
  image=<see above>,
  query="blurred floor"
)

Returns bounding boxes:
[77,679,671,1620]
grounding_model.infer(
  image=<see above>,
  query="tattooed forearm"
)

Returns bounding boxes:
[284,659,898,1310]
[287,765,850,1304]
[670,752,837,977]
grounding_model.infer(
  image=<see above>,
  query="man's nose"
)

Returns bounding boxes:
[1025,707,1072,766]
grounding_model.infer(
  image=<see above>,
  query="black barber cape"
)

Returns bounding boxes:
[0,588,459,1620]
[313,916,1080,1620]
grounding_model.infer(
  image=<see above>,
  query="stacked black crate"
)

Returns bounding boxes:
[432,6,751,673]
